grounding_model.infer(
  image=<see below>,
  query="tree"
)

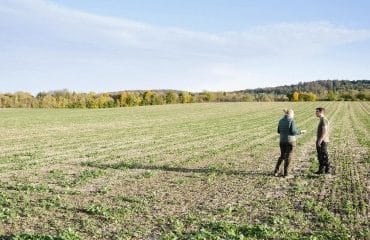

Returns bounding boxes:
[340,92,354,101]
[68,92,86,108]
[256,93,273,102]
[242,93,254,102]
[86,92,98,108]
[307,92,317,101]
[274,95,289,102]
[165,92,178,104]
[0,94,13,108]
[198,91,213,102]
[142,91,154,105]
[179,92,192,103]
[119,92,129,107]
[40,95,58,108]
[151,92,165,105]
[126,92,142,106]
[96,93,115,108]
[14,92,36,107]
[327,91,337,101]
[292,91,299,101]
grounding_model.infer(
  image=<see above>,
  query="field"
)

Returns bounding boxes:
[0,102,369,239]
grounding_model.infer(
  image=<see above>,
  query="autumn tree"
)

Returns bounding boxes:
[292,91,299,101]
[119,92,129,107]
[14,92,37,107]
[86,92,98,108]
[327,90,337,101]
[307,92,317,101]
[179,92,192,103]
[165,91,178,104]
[68,92,86,108]
[142,91,154,105]
[126,92,142,106]
[0,94,13,108]
[40,94,58,108]
[151,92,165,105]
[96,93,115,108]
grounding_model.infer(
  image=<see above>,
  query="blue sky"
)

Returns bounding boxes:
[1,0,370,94]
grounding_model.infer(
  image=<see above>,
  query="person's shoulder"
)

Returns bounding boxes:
[322,117,329,126]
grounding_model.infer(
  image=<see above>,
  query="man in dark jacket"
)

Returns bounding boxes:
[274,109,305,177]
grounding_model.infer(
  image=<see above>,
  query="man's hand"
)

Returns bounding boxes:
[316,139,323,146]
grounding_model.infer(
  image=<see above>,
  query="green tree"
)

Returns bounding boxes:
[165,91,178,104]
[96,93,115,108]
[355,91,369,101]
[68,93,86,108]
[198,91,212,102]
[307,92,317,101]
[242,93,255,102]
[86,92,98,108]
[274,95,289,101]
[340,92,355,101]
[327,90,337,101]
[179,92,192,103]
[256,93,273,102]
[151,92,165,105]
[126,92,142,106]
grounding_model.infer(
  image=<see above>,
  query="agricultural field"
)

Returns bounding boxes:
[0,102,369,239]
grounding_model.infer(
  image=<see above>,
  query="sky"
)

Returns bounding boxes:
[1,0,370,94]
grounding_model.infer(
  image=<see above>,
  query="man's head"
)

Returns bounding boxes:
[315,107,325,117]
[283,108,294,119]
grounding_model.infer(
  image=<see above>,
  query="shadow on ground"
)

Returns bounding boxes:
[82,161,272,177]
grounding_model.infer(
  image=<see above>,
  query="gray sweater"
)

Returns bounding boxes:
[277,116,301,143]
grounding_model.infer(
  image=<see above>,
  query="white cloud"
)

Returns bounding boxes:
[1,0,370,93]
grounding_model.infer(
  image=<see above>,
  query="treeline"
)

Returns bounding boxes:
[1,80,369,108]
[240,80,370,101]
[0,90,279,108]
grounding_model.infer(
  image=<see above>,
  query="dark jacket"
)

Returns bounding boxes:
[277,116,301,143]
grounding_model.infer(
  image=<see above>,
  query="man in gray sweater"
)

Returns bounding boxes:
[274,109,305,177]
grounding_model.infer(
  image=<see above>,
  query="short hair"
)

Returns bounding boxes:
[316,107,325,113]
[283,108,294,117]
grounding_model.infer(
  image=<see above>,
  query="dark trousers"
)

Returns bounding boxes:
[275,142,295,176]
[316,142,330,173]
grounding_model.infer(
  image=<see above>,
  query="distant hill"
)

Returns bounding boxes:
[237,80,370,96]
